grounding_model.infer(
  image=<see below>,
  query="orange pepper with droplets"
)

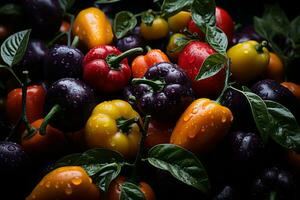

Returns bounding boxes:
[131,49,170,78]
[170,98,233,154]
[73,7,113,49]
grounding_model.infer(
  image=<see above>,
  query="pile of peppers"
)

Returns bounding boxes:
[0,0,300,200]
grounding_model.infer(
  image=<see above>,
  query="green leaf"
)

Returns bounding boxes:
[0,29,31,67]
[263,4,290,36]
[113,11,137,39]
[59,0,75,11]
[195,53,226,81]
[168,37,191,54]
[206,26,228,55]
[120,182,146,200]
[290,16,300,43]
[238,87,272,143]
[161,0,193,18]
[147,144,210,193]
[53,153,82,168]
[93,163,122,192]
[0,4,22,15]
[141,12,155,26]
[191,0,216,32]
[265,100,300,151]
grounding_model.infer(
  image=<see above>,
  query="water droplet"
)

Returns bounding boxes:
[201,127,205,132]
[221,116,227,123]
[45,181,51,188]
[71,177,82,186]
[40,181,44,186]
[188,131,196,138]
[184,115,192,122]
[55,184,59,189]
[192,108,198,114]
[89,177,92,184]
[65,187,73,195]
[7,145,16,151]
[32,195,36,199]
[67,51,74,58]
[211,122,215,127]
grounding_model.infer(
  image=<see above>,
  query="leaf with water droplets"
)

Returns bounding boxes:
[147,144,210,193]
[113,11,137,39]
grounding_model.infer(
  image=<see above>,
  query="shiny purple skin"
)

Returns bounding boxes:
[45,78,95,132]
[221,88,255,130]
[44,45,84,83]
[23,0,63,39]
[0,141,29,173]
[228,131,264,162]
[125,62,194,121]
[252,167,295,199]
[18,39,48,81]
[116,34,144,52]
[231,26,262,45]
[251,79,298,114]
[214,185,238,200]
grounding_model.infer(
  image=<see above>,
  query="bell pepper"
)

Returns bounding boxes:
[6,85,46,124]
[170,98,233,154]
[83,45,143,92]
[73,7,113,49]
[85,100,142,159]
[131,49,170,78]
[124,62,194,122]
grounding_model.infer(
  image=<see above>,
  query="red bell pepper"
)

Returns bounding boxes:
[83,45,143,92]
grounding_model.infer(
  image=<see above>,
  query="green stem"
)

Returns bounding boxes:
[117,117,139,133]
[106,47,143,69]
[269,191,277,200]
[145,45,152,52]
[216,59,231,103]
[256,40,268,53]
[71,36,79,48]
[131,78,165,91]
[66,13,75,47]
[39,104,61,136]
[21,71,36,136]
[129,115,151,182]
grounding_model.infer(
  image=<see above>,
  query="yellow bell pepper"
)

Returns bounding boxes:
[85,100,141,159]
[73,7,113,49]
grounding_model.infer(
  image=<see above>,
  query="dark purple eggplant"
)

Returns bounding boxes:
[23,0,63,39]
[43,45,84,83]
[44,78,95,132]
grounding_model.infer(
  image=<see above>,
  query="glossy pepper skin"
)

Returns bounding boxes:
[131,49,170,78]
[73,7,113,49]
[170,98,233,154]
[227,40,270,83]
[85,100,141,159]
[45,78,95,132]
[83,45,142,92]
[178,41,226,98]
[6,85,46,124]
[125,62,194,122]
[26,166,101,200]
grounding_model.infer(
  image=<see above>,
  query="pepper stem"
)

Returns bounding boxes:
[256,40,268,53]
[116,117,139,133]
[21,71,36,136]
[106,47,143,69]
[71,36,79,48]
[132,78,165,91]
[39,104,61,136]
